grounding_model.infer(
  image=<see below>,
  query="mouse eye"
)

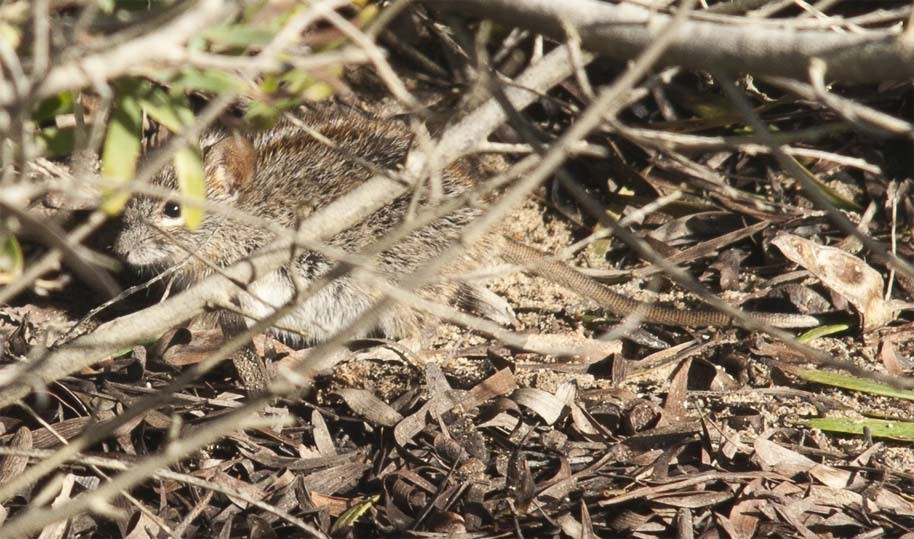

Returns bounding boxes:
[162,202,182,219]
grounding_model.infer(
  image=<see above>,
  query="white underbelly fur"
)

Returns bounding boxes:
[237,270,374,345]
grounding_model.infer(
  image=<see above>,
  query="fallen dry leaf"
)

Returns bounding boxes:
[772,233,898,330]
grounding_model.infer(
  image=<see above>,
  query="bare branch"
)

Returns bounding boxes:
[428,0,914,82]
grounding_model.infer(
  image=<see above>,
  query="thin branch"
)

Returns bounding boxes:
[764,73,914,138]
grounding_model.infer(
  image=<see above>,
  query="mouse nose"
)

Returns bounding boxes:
[113,228,136,259]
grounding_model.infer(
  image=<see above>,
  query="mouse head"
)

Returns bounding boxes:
[113,133,257,276]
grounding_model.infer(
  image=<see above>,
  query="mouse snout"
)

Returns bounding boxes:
[113,224,154,267]
[112,226,137,262]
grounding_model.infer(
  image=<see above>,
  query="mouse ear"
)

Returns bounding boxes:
[204,134,256,195]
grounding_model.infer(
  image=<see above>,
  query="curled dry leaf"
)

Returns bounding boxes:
[335,389,403,427]
[513,332,622,361]
[302,461,372,495]
[155,328,224,366]
[38,473,77,539]
[754,438,852,488]
[729,492,763,539]
[512,387,566,425]
[652,490,733,509]
[0,427,32,490]
[507,452,535,513]
[424,509,467,534]
[209,470,267,510]
[772,233,900,331]
[311,410,336,457]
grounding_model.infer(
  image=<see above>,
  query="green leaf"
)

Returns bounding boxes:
[795,369,914,402]
[244,100,281,126]
[330,495,379,534]
[173,145,205,229]
[32,92,74,123]
[260,73,281,94]
[790,155,864,212]
[138,86,194,133]
[96,0,115,13]
[38,126,76,158]
[169,67,244,94]
[797,323,853,343]
[279,69,339,101]
[100,79,144,215]
[204,23,274,49]
[0,234,24,281]
[808,417,914,441]
[354,3,379,25]
[0,25,19,50]
[279,70,316,93]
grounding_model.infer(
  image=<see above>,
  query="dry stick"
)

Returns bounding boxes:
[562,191,684,258]
[657,149,802,216]
[30,0,50,81]
[622,219,767,281]
[316,5,419,110]
[765,74,914,138]
[0,21,27,102]
[184,46,370,73]
[0,281,303,509]
[707,0,774,14]
[613,124,880,173]
[848,5,913,27]
[0,209,111,304]
[751,0,802,19]
[430,0,914,82]
[0,45,581,512]
[907,2,914,40]
[886,182,904,299]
